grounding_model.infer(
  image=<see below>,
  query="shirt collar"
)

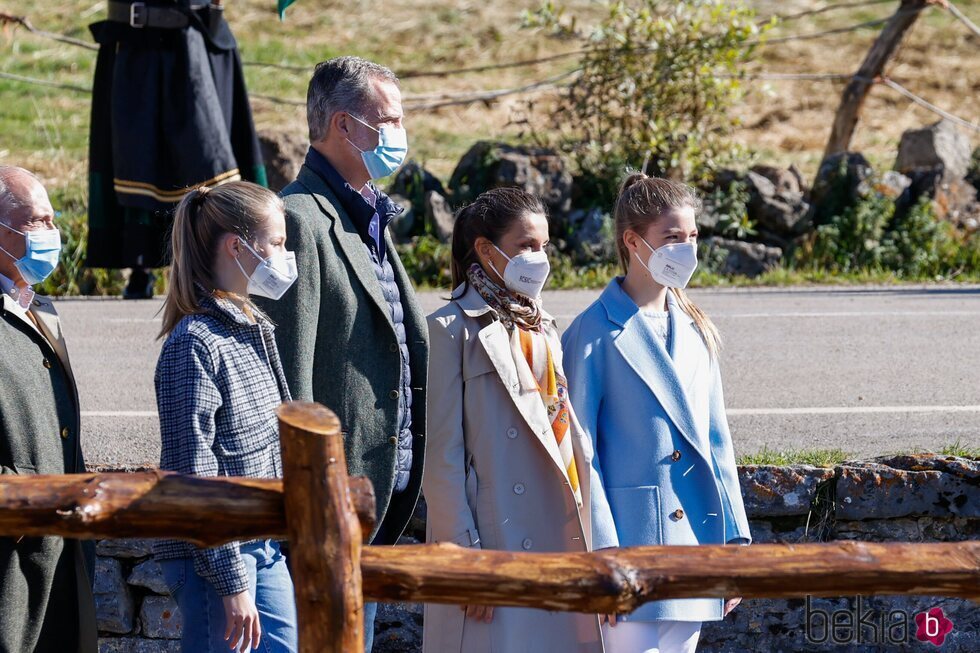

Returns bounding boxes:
[304,147,402,259]
[0,272,33,309]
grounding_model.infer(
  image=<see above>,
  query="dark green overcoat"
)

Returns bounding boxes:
[257,165,428,544]
[0,293,97,653]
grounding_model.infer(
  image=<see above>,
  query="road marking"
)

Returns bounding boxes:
[81,405,980,419]
[82,411,157,417]
[105,318,162,323]
[728,405,980,416]
[717,311,980,318]
[552,311,980,320]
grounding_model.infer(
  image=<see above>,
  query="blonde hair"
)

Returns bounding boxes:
[614,172,721,357]
[159,181,284,338]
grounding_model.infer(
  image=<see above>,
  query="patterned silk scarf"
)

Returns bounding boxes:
[466,263,542,331]
[467,263,583,507]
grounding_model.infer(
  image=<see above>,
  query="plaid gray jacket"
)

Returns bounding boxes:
[153,293,290,596]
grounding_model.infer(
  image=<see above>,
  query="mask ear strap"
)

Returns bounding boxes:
[347,113,380,133]
[492,243,513,263]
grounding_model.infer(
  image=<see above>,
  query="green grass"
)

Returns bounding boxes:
[737,441,980,467]
[938,439,980,460]
[737,447,851,467]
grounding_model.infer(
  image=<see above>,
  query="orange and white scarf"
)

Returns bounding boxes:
[517,328,583,508]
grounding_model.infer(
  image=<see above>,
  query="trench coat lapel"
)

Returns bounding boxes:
[296,166,395,333]
[457,286,571,481]
[601,282,711,465]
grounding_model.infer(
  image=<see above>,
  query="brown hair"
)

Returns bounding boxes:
[614,173,721,356]
[450,187,546,297]
[159,181,284,338]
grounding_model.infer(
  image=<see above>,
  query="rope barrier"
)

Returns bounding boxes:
[879,76,980,132]
[947,0,980,38]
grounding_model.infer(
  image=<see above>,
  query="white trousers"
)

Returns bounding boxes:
[602,620,702,653]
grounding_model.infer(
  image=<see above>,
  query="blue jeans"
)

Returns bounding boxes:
[160,540,297,653]
[364,601,377,652]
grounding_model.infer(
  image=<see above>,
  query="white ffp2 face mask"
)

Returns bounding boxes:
[636,238,698,289]
[490,244,550,299]
[236,240,298,300]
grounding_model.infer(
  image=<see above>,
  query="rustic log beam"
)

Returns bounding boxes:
[822,0,934,162]
[361,541,980,610]
[279,402,364,653]
[0,471,375,546]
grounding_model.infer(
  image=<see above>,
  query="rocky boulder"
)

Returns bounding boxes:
[424,190,455,242]
[563,208,616,264]
[702,237,782,277]
[744,168,811,236]
[895,119,973,181]
[809,151,875,228]
[258,130,308,192]
[449,141,573,215]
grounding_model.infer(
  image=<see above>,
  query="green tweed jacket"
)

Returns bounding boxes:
[0,293,97,653]
[257,164,428,544]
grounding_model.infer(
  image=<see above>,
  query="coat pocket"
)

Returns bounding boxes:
[606,485,664,546]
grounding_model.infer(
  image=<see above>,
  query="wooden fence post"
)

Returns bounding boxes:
[822,0,933,163]
[279,402,364,653]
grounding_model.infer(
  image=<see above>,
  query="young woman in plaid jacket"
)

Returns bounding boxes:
[154,181,299,653]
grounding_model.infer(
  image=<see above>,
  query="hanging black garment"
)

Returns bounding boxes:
[86,1,267,269]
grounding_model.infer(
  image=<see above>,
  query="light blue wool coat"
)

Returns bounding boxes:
[561,278,752,623]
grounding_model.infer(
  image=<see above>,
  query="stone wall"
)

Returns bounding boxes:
[95,454,977,652]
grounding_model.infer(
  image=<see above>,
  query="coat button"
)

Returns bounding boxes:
[61,427,70,440]
[506,427,518,439]
[521,538,533,550]
[389,436,397,444]
[389,389,400,399]
[513,483,525,495]
[673,508,685,520]
[389,343,398,353]
[671,450,682,462]
[42,358,52,369]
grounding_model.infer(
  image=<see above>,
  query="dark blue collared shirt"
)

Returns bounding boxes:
[304,147,402,262]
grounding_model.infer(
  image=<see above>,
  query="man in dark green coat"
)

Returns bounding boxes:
[255,58,427,650]
[0,166,97,652]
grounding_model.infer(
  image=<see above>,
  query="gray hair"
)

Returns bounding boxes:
[0,165,40,218]
[306,56,399,143]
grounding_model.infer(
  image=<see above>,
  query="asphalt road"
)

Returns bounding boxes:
[58,285,980,468]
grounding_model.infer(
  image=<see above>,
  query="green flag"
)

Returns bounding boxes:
[278,0,295,20]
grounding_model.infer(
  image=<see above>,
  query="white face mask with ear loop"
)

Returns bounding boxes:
[489,244,551,299]
[635,237,699,289]
[234,239,298,301]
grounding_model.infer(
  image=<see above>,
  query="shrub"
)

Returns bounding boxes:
[526,0,767,207]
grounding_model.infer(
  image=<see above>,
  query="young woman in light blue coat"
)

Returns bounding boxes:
[562,174,752,653]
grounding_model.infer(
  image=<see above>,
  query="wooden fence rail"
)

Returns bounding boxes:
[0,402,977,652]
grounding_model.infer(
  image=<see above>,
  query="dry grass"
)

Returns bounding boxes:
[1,0,977,189]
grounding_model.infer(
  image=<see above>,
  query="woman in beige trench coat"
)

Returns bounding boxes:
[422,188,606,653]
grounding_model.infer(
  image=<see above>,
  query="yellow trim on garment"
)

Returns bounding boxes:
[113,168,241,202]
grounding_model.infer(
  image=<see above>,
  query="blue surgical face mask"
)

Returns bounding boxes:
[0,222,62,285]
[346,114,408,180]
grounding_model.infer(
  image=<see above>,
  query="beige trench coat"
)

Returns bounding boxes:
[422,285,604,653]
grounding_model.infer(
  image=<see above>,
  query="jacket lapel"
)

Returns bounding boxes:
[1,294,42,338]
[296,166,395,332]
[457,287,570,480]
[601,282,711,465]
[29,296,80,397]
